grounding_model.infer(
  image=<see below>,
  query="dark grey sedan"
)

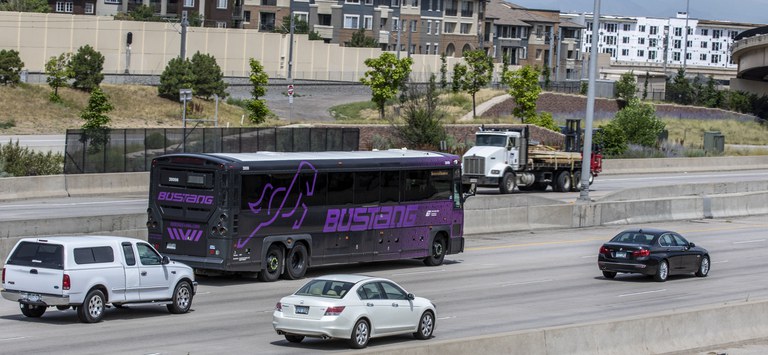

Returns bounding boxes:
[597,228,710,282]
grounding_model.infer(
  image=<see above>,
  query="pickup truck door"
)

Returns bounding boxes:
[120,242,141,302]
[136,242,171,301]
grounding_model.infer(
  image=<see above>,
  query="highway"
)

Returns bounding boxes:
[0,215,765,354]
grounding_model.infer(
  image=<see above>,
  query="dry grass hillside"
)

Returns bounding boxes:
[0,84,264,134]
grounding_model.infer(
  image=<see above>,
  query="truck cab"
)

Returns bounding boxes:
[462,130,527,194]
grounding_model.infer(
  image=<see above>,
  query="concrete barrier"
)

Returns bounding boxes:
[601,155,768,175]
[355,299,768,355]
[0,172,148,202]
[0,175,68,201]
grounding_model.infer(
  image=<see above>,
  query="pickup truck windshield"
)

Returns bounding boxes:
[475,135,507,147]
[6,242,64,270]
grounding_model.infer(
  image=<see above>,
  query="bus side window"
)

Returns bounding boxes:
[241,174,270,209]
[403,170,429,202]
[380,171,400,204]
[327,172,354,205]
[302,172,327,206]
[354,171,380,205]
[429,170,452,200]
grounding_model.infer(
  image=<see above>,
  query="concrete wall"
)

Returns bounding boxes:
[0,172,149,202]
[600,155,768,175]
[354,299,768,355]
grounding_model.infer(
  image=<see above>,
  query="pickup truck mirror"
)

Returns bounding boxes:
[162,255,171,265]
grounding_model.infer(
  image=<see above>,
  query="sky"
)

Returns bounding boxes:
[507,0,768,25]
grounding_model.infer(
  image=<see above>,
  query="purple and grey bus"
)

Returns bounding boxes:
[147,150,465,282]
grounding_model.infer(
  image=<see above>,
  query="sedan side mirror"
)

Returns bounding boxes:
[407,293,415,300]
[162,255,171,265]
[689,242,695,248]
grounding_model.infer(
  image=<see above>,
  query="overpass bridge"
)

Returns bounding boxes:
[731,26,768,95]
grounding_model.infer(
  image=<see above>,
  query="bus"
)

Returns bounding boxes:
[147,149,465,282]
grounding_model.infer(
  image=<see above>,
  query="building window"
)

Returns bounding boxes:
[648,50,656,60]
[637,37,645,45]
[586,22,592,31]
[730,30,739,39]
[621,48,629,56]
[604,23,616,32]
[460,23,471,34]
[55,1,73,12]
[700,41,707,48]
[687,28,693,35]
[444,22,455,34]
[686,40,691,48]
[344,15,359,29]
[700,53,707,61]
[622,36,629,44]
[217,0,226,9]
[363,15,372,30]
[426,20,432,34]
[365,0,373,4]
[244,10,251,23]
[536,48,543,59]
[460,0,472,17]
[294,12,308,22]
[104,0,120,3]
[622,24,630,31]
[435,21,439,34]
[411,0,418,6]
[639,25,645,32]
[711,54,720,63]
[84,2,94,13]
[184,0,193,7]
[216,21,227,28]
[649,26,657,35]
[673,52,680,61]
[411,19,417,32]
[391,0,400,6]
[712,42,721,51]
[637,50,644,57]
[649,38,657,47]
[346,0,360,3]
[713,30,721,38]
[685,52,691,60]
[586,34,591,43]
[700,29,708,36]
[673,40,681,49]
[604,47,615,57]
[425,43,430,54]
[606,36,616,45]
[392,17,400,31]
[674,27,682,36]
[318,14,331,26]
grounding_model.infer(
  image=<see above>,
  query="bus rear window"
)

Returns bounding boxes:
[159,169,213,189]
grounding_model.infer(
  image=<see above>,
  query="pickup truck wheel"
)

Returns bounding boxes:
[554,171,572,192]
[282,244,308,280]
[499,172,515,194]
[20,303,46,318]
[167,281,193,314]
[78,289,105,323]
[258,245,283,282]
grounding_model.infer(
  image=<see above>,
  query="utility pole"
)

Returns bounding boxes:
[682,0,690,71]
[406,20,412,58]
[180,11,189,59]
[288,1,294,80]
[396,19,402,59]
[579,0,600,202]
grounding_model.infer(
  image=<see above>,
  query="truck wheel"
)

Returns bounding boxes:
[167,281,193,314]
[78,289,105,323]
[282,243,308,280]
[589,172,595,186]
[534,182,549,191]
[554,171,572,192]
[572,171,582,192]
[258,244,283,282]
[20,303,46,318]
[499,172,515,194]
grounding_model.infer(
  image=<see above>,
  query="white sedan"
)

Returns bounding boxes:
[272,274,436,349]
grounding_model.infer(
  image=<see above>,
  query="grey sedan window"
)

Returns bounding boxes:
[380,282,408,300]
[357,282,383,300]
[672,234,689,247]
[659,234,673,247]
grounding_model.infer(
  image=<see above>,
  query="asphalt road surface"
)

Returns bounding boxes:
[0,215,766,354]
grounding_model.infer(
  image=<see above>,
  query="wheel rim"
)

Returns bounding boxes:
[267,253,279,272]
[433,241,443,258]
[421,314,434,337]
[505,177,514,191]
[701,257,710,275]
[89,295,103,318]
[355,322,368,345]
[177,285,190,309]
[659,261,668,279]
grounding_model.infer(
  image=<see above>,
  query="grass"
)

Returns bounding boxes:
[0,83,283,134]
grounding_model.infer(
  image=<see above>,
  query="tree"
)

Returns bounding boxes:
[158,57,194,100]
[80,87,113,153]
[642,71,650,100]
[70,45,105,92]
[594,122,628,156]
[615,71,637,102]
[700,76,722,108]
[128,5,158,21]
[500,52,510,86]
[279,15,309,34]
[451,63,466,93]
[461,50,493,118]
[439,54,448,90]
[246,58,271,124]
[348,29,379,48]
[541,64,551,89]
[393,74,447,149]
[0,0,49,12]
[360,52,413,119]
[526,111,560,132]
[504,65,541,123]
[45,53,72,103]
[613,99,666,147]
[0,49,24,86]
[667,69,692,105]
[190,52,228,100]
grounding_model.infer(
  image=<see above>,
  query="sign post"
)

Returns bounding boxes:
[287,84,294,120]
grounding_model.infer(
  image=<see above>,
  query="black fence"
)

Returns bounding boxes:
[64,127,360,174]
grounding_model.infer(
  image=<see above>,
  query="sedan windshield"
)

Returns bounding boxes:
[295,280,354,299]
[610,232,654,245]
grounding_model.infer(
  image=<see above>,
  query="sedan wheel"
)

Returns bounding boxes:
[602,271,617,279]
[347,319,370,349]
[654,260,669,282]
[413,311,435,340]
[695,256,710,277]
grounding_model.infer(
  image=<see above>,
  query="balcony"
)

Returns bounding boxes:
[460,9,472,17]
[445,8,457,16]
[314,25,333,39]
[261,0,276,6]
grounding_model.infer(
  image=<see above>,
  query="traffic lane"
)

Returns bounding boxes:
[1,216,767,354]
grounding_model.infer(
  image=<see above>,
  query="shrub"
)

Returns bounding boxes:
[70,45,105,92]
[0,140,63,176]
[158,57,194,100]
[190,52,228,100]
[0,49,25,86]
[613,99,665,147]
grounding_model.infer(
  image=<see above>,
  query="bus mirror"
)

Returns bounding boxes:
[462,183,476,200]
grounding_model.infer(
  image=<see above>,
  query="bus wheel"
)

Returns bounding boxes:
[258,245,283,282]
[282,243,308,280]
[423,237,446,266]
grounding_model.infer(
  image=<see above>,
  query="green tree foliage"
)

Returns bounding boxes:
[541,65,551,89]
[348,29,379,48]
[0,0,49,12]
[279,15,310,34]
[439,54,448,90]
[615,71,637,101]
[500,52,510,86]
[0,49,25,86]
[526,111,560,132]
[723,90,752,113]
[642,71,650,100]
[698,76,722,108]
[70,45,105,92]
[45,53,72,103]
[461,50,493,118]
[451,63,466,93]
[360,52,413,119]
[158,57,195,100]
[594,122,628,156]
[504,65,541,123]
[393,74,447,149]
[613,99,665,147]
[308,31,323,40]
[580,81,588,95]
[0,140,63,177]
[190,51,228,100]
[246,58,271,123]
[667,69,692,105]
[129,5,158,21]
[80,87,114,153]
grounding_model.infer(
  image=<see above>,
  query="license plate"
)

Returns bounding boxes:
[295,306,309,315]
[166,243,176,250]
[470,178,478,183]
[614,251,627,258]
[22,293,41,302]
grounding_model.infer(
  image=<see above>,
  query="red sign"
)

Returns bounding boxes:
[287,84,294,96]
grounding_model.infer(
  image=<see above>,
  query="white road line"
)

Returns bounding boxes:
[619,289,666,297]
[711,260,729,264]
[500,279,553,287]
[581,255,596,259]
[437,316,456,320]
[390,269,445,276]
[0,337,29,342]
[0,199,146,209]
[733,239,766,244]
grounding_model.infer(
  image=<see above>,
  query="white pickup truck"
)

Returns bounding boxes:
[1,235,197,323]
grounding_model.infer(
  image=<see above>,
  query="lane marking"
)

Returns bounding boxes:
[619,289,666,297]
[0,337,29,342]
[581,255,596,259]
[711,260,728,264]
[437,316,456,321]
[733,239,766,244]
[391,269,446,276]
[601,172,768,182]
[500,279,553,287]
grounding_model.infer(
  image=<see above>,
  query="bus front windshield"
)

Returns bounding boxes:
[475,134,507,147]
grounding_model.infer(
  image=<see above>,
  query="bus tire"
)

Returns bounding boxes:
[258,244,283,282]
[282,243,308,280]
[554,171,572,192]
[423,236,446,266]
[499,172,515,194]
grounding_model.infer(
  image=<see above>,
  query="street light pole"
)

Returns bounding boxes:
[578,0,600,202]
[682,0,690,71]
[288,2,294,80]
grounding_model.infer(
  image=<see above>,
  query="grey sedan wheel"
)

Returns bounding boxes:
[413,311,435,340]
[654,260,669,282]
[347,319,370,349]
[695,256,710,277]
